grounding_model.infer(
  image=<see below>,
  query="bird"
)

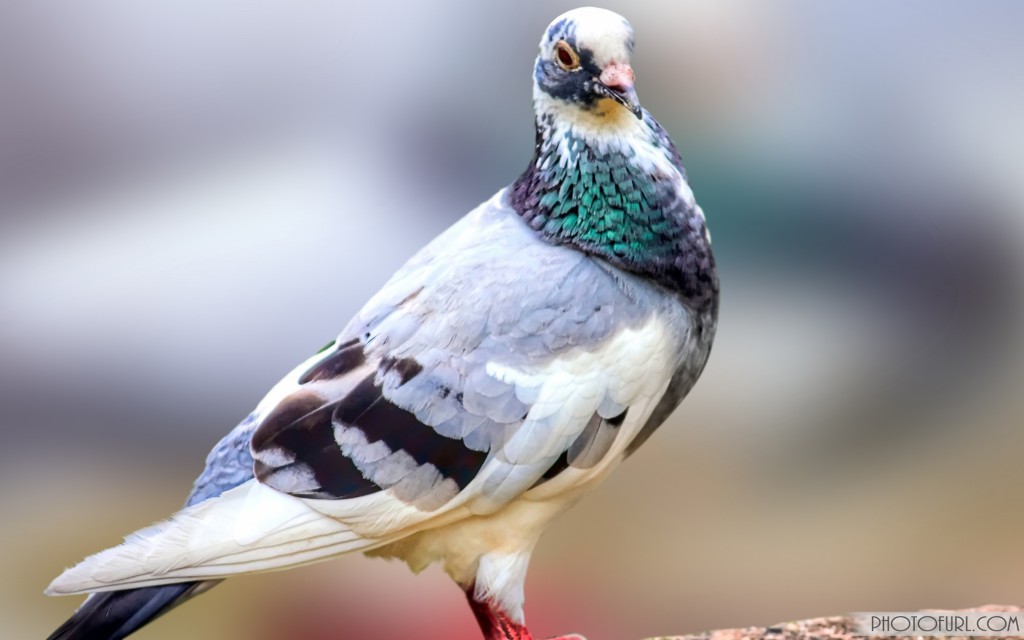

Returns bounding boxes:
[45,7,719,640]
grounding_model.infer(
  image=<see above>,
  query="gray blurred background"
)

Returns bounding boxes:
[2,1,1023,639]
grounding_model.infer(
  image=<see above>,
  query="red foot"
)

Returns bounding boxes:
[464,586,585,640]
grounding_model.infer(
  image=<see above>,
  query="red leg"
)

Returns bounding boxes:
[464,585,586,640]
[465,585,533,640]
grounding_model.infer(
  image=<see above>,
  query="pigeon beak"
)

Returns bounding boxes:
[599,62,642,118]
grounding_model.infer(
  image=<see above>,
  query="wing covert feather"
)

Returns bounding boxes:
[250,191,690,519]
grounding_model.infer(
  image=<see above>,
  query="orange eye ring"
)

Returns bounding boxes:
[554,41,580,71]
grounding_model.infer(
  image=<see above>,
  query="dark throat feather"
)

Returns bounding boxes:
[509,112,718,311]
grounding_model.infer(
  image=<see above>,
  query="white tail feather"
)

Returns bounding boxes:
[46,480,380,595]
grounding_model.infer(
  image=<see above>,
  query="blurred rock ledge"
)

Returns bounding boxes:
[646,606,1023,640]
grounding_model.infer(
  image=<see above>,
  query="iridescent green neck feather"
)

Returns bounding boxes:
[509,112,718,310]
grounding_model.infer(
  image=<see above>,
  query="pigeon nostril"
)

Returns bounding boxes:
[599,62,635,93]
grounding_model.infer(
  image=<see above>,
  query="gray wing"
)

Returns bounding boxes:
[249,191,692,515]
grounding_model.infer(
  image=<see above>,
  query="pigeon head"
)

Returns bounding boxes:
[534,7,641,120]
[513,9,716,305]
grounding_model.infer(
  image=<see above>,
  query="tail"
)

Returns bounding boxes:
[46,480,383,639]
[46,480,377,595]
[47,581,213,640]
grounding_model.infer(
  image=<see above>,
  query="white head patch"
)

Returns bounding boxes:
[541,7,634,68]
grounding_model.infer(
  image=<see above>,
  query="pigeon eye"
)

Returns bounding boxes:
[554,41,580,71]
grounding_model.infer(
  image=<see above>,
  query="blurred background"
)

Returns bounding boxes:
[2,1,1023,638]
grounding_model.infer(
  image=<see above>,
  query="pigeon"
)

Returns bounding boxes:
[45,7,719,640]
